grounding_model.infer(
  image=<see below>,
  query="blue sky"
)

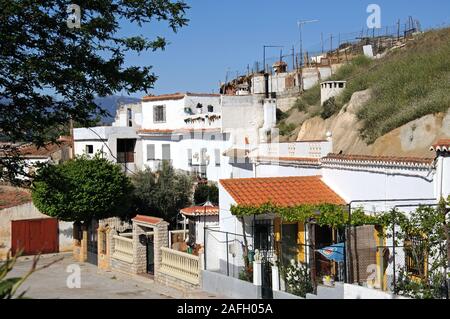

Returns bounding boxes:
[119,0,450,97]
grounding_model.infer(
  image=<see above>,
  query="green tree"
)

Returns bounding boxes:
[0,1,189,181]
[132,161,193,224]
[31,156,133,222]
[194,183,219,205]
[131,168,156,215]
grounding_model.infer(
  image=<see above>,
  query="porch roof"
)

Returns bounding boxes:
[132,215,164,225]
[220,176,346,207]
[180,205,219,217]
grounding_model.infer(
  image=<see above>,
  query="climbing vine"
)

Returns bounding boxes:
[230,202,388,229]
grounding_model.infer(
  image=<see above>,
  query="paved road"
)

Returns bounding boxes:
[6,253,222,299]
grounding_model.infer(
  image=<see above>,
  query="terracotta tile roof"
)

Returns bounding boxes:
[16,141,70,158]
[322,153,434,166]
[220,176,345,207]
[180,205,219,217]
[142,92,220,102]
[142,93,185,102]
[0,187,32,210]
[430,139,450,152]
[254,156,320,164]
[132,215,164,225]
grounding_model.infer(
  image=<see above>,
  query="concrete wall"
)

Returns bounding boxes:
[202,270,261,299]
[0,202,73,258]
[322,164,435,206]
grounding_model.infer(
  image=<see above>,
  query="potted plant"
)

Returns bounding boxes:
[322,275,335,287]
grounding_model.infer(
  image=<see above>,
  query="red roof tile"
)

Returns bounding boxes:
[255,156,320,164]
[220,176,345,207]
[132,215,164,225]
[142,92,220,102]
[322,153,433,166]
[431,139,450,152]
[17,141,70,158]
[180,205,219,216]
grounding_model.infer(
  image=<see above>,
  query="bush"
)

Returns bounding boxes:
[194,183,218,205]
[294,98,307,112]
[131,161,193,224]
[320,97,339,119]
[278,121,296,136]
[32,156,133,222]
[281,260,314,298]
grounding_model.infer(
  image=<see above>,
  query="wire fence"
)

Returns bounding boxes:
[205,213,449,299]
[204,227,252,280]
[225,19,450,83]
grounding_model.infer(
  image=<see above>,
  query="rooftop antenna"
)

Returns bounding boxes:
[297,19,319,67]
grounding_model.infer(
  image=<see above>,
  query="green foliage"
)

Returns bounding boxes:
[239,267,253,283]
[0,253,27,299]
[320,97,339,119]
[276,108,288,121]
[294,98,307,112]
[31,155,133,222]
[131,161,193,223]
[280,260,314,298]
[0,0,189,178]
[326,29,450,143]
[230,203,384,229]
[302,84,321,105]
[194,183,219,205]
[277,121,296,137]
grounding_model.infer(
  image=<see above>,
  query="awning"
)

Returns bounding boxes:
[316,243,344,262]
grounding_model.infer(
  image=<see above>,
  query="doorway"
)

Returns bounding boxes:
[146,236,155,275]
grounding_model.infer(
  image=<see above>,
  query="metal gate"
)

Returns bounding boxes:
[87,220,98,266]
[147,237,155,275]
[261,256,273,299]
[11,218,58,256]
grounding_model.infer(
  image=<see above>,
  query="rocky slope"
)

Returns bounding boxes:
[296,89,450,157]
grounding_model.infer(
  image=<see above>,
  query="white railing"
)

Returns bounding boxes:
[112,235,134,263]
[160,247,200,285]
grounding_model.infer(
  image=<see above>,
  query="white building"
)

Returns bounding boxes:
[320,81,347,105]
[74,93,277,182]
[211,137,449,292]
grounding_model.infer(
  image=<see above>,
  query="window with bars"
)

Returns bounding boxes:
[153,105,166,123]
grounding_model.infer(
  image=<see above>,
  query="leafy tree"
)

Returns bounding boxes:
[31,156,133,222]
[0,0,189,181]
[131,167,156,214]
[131,161,193,224]
[194,183,219,205]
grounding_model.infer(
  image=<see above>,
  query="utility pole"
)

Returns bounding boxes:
[297,19,319,68]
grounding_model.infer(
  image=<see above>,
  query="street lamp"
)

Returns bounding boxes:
[297,19,319,67]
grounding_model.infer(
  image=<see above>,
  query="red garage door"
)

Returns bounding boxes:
[11,218,59,256]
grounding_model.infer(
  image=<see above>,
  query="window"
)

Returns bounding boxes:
[200,148,207,165]
[254,220,273,252]
[127,108,132,127]
[153,105,166,123]
[117,139,136,163]
[339,82,345,88]
[86,145,94,154]
[405,236,427,278]
[147,144,155,161]
[187,149,193,166]
[162,144,171,161]
[214,149,221,167]
[207,105,214,113]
